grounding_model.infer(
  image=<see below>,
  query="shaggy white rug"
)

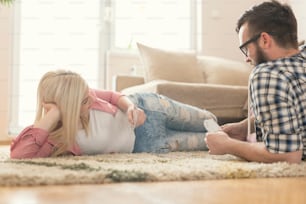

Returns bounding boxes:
[1,151,306,186]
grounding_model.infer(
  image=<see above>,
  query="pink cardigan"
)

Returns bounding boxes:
[10,89,123,159]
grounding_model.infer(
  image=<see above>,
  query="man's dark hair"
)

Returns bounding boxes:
[236,0,298,48]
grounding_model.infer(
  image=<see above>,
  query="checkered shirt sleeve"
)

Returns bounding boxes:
[250,49,306,156]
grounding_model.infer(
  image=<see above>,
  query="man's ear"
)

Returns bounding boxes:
[260,32,272,49]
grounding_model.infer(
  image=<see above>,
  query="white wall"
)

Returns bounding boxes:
[0,5,13,140]
[200,0,290,61]
[201,0,257,61]
[106,50,143,90]
[200,0,305,61]
[289,0,306,43]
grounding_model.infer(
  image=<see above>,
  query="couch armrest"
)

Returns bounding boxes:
[113,75,145,91]
[122,81,248,124]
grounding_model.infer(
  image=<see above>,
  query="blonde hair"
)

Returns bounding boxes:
[36,70,89,156]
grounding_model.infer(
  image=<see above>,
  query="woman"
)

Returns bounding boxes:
[10,70,217,159]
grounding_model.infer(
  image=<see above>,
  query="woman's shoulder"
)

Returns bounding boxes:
[90,99,118,115]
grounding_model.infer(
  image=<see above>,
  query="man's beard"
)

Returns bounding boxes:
[254,44,268,65]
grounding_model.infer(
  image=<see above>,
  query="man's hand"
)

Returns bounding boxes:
[205,131,232,155]
[222,121,248,141]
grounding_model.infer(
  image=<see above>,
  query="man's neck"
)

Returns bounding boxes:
[268,47,300,61]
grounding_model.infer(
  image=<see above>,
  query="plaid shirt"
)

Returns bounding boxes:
[250,45,306,159]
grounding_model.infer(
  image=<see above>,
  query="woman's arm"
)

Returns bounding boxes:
[117,95,146,127]
[116,95,136,112]
[92,89,146,127]
[91,89,123,105]
[10,103,61,159]
[10,126,54,159]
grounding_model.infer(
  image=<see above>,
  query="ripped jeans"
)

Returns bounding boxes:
[128,93,216,153]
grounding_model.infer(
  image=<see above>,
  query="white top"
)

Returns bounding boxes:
[76,109,136,155]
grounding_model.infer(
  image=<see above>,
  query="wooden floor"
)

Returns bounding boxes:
[1,145,306,204]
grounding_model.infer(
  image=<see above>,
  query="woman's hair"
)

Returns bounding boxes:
[236,0,298,49]
[36,70,89,156]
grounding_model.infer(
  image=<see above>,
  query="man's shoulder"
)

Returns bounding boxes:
[255,47,305,71]
[300,44,306,58]
[252,61,276,76]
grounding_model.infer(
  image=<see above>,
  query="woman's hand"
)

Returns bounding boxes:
[43,103,60,117]
[126,106,146,128]
[34,103,61,131]
[116,95,146,127]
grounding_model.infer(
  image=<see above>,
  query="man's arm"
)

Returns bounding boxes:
[205,131,303,163]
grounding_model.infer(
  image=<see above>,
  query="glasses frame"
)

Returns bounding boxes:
[239,33,261,57]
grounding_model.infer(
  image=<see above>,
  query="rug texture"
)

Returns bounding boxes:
[1,150,306,186]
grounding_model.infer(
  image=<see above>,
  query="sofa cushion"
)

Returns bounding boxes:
[197,55,251,86]
[137,43,204,83]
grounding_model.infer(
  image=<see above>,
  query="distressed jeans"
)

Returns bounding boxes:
[128,93,216,153]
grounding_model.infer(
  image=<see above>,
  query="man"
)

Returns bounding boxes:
[205,0,305,163]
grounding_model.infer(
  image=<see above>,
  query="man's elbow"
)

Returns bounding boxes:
[261,147,303,164]
[284,150,303,164]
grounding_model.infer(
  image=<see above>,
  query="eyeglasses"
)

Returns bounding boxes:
[239,33,261,57]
